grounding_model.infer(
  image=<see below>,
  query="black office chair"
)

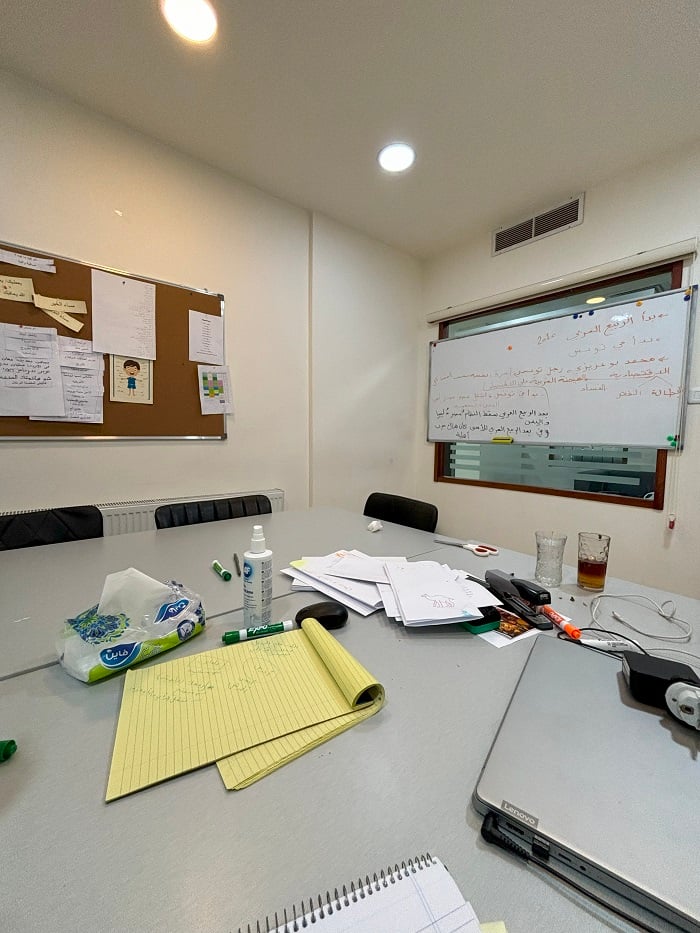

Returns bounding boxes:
[0,505,104,550]
[363,492,438,533]
[154,494,272,529]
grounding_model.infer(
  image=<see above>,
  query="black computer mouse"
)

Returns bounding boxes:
[294,601,348,630]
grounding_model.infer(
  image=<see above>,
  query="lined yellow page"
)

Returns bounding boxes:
[300,616,382,706]
[216,696,383,789]
[106,620,381,801]
[106,619,381,801]
[216,616,384,789]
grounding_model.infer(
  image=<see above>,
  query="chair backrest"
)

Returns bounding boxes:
[154,494,272,529]
[363,492,438,533]
[0,505,104,550]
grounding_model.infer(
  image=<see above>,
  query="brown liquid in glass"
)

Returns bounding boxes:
[577,558,606,590]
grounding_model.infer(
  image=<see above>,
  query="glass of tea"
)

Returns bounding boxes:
[577,532,611,590]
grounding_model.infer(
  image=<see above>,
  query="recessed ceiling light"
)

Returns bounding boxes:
[586,296,606,304]
[378,143,415,173]
[161,0,217,43]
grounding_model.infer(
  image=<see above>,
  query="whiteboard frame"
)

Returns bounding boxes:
[427,286,696,449]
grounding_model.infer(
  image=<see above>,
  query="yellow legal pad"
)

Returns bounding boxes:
[106,618,384,800]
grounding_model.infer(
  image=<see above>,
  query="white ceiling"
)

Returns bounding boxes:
[2,1,700,258]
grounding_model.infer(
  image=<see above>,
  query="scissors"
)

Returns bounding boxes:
[464,541,499,557]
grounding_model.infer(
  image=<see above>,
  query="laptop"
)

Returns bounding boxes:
[473,635,700,932]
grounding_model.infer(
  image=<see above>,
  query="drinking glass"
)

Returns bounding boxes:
[577,532,611,590]
[534,531,567,588]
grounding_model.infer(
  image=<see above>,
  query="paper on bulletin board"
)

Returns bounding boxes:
[91,269,156,360]
[0,274,34,303]
[0,322,65,416]
[109,354,153,404]
[197,364,232,414]
[189,309,224,365]
[0,247,55,273]
[33,293,88,314]
[31,336,104,424]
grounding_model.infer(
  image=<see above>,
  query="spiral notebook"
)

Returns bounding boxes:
[237,854,489,933]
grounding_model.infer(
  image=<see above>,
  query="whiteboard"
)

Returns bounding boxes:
[428,287,695,448]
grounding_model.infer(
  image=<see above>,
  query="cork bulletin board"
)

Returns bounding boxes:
[0,242,225,439]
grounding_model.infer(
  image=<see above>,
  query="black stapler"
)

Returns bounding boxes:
[484,570,553,630]
[509,577,550,606]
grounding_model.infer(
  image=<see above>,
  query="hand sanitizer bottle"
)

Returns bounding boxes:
[243,524,273,627]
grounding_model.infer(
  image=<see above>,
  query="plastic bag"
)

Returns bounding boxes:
[57,574,205,683]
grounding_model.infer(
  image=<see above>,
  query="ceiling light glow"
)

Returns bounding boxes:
[586,296,606,304]
[378,143,415,173]
[161,0,217,43]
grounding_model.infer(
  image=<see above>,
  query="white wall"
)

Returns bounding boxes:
[419,143,700,597]
[310,214,423,510]
[0,71,423,519]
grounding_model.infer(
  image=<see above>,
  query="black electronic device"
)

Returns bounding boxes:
[621,651,700,709]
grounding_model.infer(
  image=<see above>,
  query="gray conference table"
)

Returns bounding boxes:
[3,512,700,932]
[0,507,441,680]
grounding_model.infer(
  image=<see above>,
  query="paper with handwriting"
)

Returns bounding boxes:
[106,618,384,800]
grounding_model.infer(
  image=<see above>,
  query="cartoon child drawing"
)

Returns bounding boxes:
[123,359,140,397]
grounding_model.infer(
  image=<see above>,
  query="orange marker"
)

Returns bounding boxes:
[539,604,581,640]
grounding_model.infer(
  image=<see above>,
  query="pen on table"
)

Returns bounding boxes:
[222,620,295,644]
[233,552,241,577]
[211,559,232,581]
[539,604,581,639]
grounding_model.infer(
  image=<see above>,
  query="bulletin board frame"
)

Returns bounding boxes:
[0,241,226,440]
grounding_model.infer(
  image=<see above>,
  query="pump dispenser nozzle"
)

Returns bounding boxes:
[250,524,266,553]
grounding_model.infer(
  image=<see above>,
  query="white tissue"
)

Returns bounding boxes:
[367,520,383,533]
[97,567,172,624]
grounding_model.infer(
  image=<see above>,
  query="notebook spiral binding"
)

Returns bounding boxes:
[238,853,436,933]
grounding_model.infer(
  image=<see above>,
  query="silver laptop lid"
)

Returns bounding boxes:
[473,635,700,931]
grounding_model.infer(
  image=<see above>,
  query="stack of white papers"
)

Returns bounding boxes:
[384,561,498,626]
[282,551,387,615]
[282,551,499,626]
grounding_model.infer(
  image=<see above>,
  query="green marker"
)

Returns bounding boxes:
[222,619,295,644]
[0,739,17,762]
[212,560,232,581]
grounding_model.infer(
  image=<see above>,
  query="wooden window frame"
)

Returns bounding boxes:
[433,261,684,510]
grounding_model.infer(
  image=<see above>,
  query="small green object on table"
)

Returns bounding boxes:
[0,739,17,762]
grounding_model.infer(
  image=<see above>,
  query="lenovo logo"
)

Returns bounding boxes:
[502,800,538,828]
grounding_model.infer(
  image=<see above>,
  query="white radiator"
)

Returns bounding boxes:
[96,489,285,535]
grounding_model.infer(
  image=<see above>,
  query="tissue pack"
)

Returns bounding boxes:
[57,571,205,683]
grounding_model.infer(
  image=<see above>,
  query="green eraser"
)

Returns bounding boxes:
[0,739,17,762]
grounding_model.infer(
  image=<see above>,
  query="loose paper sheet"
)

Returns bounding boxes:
[30,336,104,423]
[188,309,224,365]
[197,364,232,414]
[91,269,156,360]
[0,247,55,273]
[0,274,34,302]
[0,322,65,416]
[33,293,88,314]
[217,620,384,789]
[106,618,383,800]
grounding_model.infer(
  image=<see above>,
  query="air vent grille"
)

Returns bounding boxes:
[493,219,534,253]
[493,194,584,255]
